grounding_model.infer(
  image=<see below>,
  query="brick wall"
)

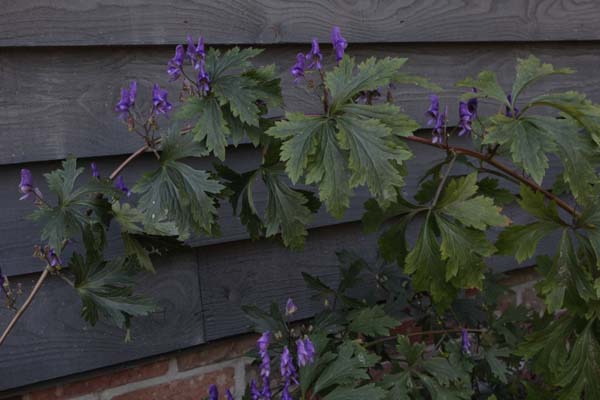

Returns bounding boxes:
[2,267,540,400]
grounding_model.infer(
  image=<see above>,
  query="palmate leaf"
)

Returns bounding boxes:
[30,157,115,253]
[133,132,223,238]
[70,253,157,330]
[457,70,509,107]
[340,103,420,136]
[511,55,573,104]
[483,346,511,384]
[326,56,407,110]
[476,177,514,206]
[347,305,399,337]
[495,222,560,263]
[322,384,387,400]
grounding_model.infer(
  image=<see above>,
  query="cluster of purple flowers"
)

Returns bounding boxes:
[114,80,172,120]
[207,384,234,400]
[425,92,478,144]
[290,26,347,81]
[167,35,211,94]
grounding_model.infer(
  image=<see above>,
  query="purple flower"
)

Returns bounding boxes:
[19,169,34,200]
[458,101,474,137]
[467,88,478,115]
[208,384,218,400]
[290,53,306,82]
[115,175,132,197]
[152,84,172,115]
[250,380,260,400]
[226,389,234,400]
[257,331,271,378]
[187,35,206,69]
[280,346,298,400]
[432,106,448,144]
[505,94,520,118]
[167,44,185,81]
[48,248,62,268]
[461,328,471,354]
[425,94,440,126]
[261,376,272,400]
[91,162,100,179]
[115,81,137,117]
[306,38,323,70]
[296,337,316,367]
[197,60,211,94]
[285,298,298,316]
[331,26,348,63]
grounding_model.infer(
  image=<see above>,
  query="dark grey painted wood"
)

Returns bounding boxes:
[2,0,600,47]
[2,42,600,165]
[0,251,203,391]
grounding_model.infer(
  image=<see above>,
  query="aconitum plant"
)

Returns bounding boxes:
[2,25,600,399]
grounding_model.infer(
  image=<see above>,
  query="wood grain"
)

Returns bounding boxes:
[0,251,204,391]
[2,42,600,165]
[1,0,600,47]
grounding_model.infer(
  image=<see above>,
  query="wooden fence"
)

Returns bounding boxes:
[1,0,599,392]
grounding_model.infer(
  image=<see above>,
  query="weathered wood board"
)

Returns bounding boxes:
[1,0,600,47]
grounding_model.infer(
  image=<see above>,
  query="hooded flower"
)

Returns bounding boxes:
[249,380,260,400]
[115,175,132,197]
[285,298,298,316]
[331,26,348,63]
[458,101,474,137]
[152,84,173,115]
[296,337,316,367]
[167,44,185,81]
[197,60,211,94]
[115,81,137,117]
[208,384,218,400]
[19,169,34,200]
[261,377,272,400]
[187,35,206,69]
[425,94,440,125]
[280,346,298,400]
[461,328,472,354]
[306,38,323,70]
[290,53,306,82]
[505,94,520,118]
[426,95,446,144]
[432,105,448,144]
[91,162,100,179]
[48,248,62,268]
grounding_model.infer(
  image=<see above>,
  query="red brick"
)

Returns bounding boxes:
[26,360,169,400]
[111,368,235,400]
[177,334,258,371]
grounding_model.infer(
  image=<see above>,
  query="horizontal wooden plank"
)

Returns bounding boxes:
[0,251,204,391]
[2,0,600,47]
[2,42,600,165]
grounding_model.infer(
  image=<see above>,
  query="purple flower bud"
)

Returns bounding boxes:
[425,94,440,126]
[505,94,520,118]
[91,162,100,179]
[250,380,260,400]
[306,38,323,70]
[115,81,137,117]
[187,35,206,69]
[167,44,185,81]
[197,60,211,94]
[48,248,62,268]
[257,331,271,378]
[290,53,306,82]
[114,175,132,197]
[208,384,218,400]
[458,101,474,137]
[461,328,471,354]
[285,298,298,316]
[331,26,348,63]
[19,169,34,200]
[296,337,316,367]
[152,84,172,115]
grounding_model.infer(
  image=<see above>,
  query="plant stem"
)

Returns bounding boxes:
[403,135,579,218]
[109,144,152,181]
[0,268,50,346]
[430,153,457,208]
[365,328,487,348]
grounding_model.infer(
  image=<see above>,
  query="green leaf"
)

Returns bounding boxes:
[71,253,157,330]
[121,233,154,272]
[511,55,573,104]
[457,70,509,107]
[212,75,261,126]
[340,103,419,136]
[516,184,562,222]
[133,132,223,237]
[393,72,443,91]
[205,47,263,80]
[476,177,514,206]
[262,167,313,249]
[312,342,372,394]
[322,384,387,400]
[348,305,399,337]
[326,56,407,110]
[336,115,412,206]
[484,346,511,384]
[484,116,557,184]
[496,222,560,263]
[179,96,230,160]
[555,323,600,400]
